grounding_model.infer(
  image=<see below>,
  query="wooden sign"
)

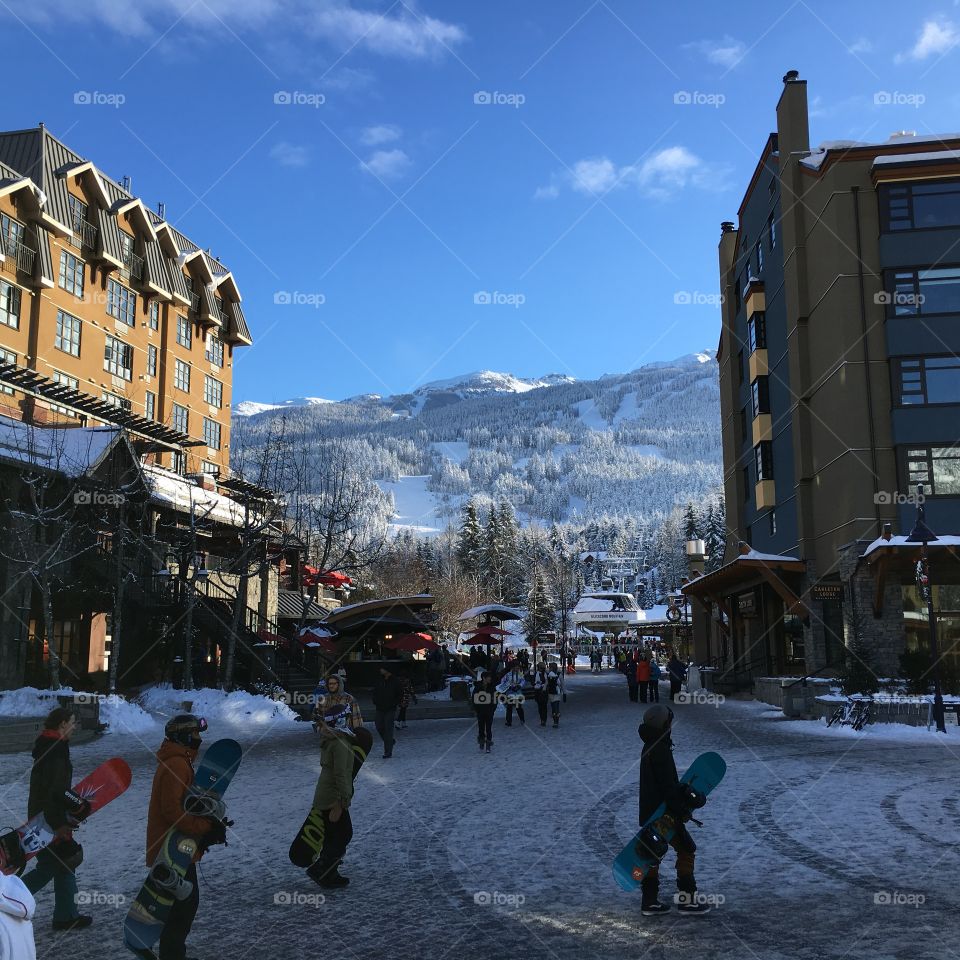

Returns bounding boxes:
[811,583,844,603]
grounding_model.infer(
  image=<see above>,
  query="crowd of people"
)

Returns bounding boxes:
[613,645,690,704]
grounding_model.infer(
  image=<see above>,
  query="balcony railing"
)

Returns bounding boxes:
[13,241,35,275]
[190,292,201,313]
[127,253,144,281]
[77,220,98,250]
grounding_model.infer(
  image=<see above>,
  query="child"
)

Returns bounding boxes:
[397,674,417,729]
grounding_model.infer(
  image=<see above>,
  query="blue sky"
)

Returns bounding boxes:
[4,0,960,402]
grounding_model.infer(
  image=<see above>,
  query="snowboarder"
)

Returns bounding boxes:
[667,653,687,702]
[0,872,36,960]
[306,706,362,888]
[635,654,651,704]
[648,658,662,703]
[637,705,710,916]
[22,707,90,931]
[147,715,226,960]
[372,665,402,758]
[472,671,497,751]
[533,665,549,726]
[546,664,563,727]
[397,673,417,729]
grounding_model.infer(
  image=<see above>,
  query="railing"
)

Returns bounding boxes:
[13,241,35,275]
[127,253,144,281]
[190,292,201,313]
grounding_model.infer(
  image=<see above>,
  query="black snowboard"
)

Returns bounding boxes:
[289,727,372,868]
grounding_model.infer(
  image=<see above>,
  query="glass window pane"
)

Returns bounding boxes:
[925,364,960,403]
[917,267,960,315]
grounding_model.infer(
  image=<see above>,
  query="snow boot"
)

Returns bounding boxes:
[52,915,93,931]
[485,740,492,753]
[308,859,350,889]
[675,891,710,915]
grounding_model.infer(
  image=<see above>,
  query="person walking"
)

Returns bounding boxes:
[396,673,417,729]
[546,664,563,728]
[625,652,639,703]
[499,672,525,727]
[533,664,549,727]
[667,653,687,703]
[637,705,710,915]
[314,673,362,731]
[147,715,227,960]
[648,657,662,703]
[22,708,90,932]
[372,666,402,758]
[635,654,651,705]
[473,671,497,752]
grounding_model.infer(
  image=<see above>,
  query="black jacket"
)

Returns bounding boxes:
[472,681,497,715]
[372,674,403,711]
[637,723,680,824]
[28,734,73,830]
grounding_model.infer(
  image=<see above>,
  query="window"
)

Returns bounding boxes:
[176,315,192,349]
[174,359,190,392]
[743,465,750,501]
[881,180,960,233]
[147,344,157,377]
[55,310,81,356]
[202,461,219,475]
[148,301,160,330]
[67,195,87,235]
[171,450,185,474]
[906,446,960,496]
[751,376,770,417]
[895,357,960,406]
[737,349,745,385]
[50,371,78,416]
[204,375,223,408]
[0,213,23,256]
[205,334,224,367]
[104,335,133,381]
[885,267,960,317]
[203,417,221,450]
[119,232,134,267]
[768,509,777,536]
[0,348,15,395]
[740,406,748,445]
[172,403,189,434]
[58,251,84,297]
[107,279,137,326]
[755,441,774,481]
[144,391,156,421]
[756,240,763,275]
[102,392,132,412]
[768,214,777,249]
[0,280,21,329]
[747,312,767,353]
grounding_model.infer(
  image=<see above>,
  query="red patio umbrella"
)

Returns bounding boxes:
[299,627,337,653]
[467,625,511,637]
[384,632,439,652]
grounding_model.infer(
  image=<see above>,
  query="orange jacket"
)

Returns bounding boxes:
[146,740,212,866]
[635,660,651,683]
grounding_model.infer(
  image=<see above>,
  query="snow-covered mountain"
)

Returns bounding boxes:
[233,396,336,418]
[232,352,721,536]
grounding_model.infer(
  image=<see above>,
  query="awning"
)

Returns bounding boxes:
[276,589,331,621]
[862,534,960,616]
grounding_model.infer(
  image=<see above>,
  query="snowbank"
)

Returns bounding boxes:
[137,686,299,726]
[0,687,156,735]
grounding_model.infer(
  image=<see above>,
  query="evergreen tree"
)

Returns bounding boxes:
[524,570,556,643]
[457,501,483,586]
[483,506,505,599]
[684,502,700,541]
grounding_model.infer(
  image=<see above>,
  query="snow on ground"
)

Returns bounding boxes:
[431,440,470,464]
[574,397,608,430]
[136,685,299,725]
[6,671,956,960]
[0,687,156,735]
[612,391,639,425]
[379,475,448,536]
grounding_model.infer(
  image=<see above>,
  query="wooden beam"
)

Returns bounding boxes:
[756,566,809,618]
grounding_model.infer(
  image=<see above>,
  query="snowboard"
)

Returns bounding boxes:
[0,757,132,876]
[612,751,726,892]
[288,727,372,868]
[123,739,242,958]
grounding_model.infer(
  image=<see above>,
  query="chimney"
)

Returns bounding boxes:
[882,523,892,542]
[776,69,810,159]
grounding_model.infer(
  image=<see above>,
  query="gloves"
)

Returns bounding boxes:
[200,817,233,850]
[64,789,92,825]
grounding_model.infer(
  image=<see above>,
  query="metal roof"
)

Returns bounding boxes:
[276,590,331,621]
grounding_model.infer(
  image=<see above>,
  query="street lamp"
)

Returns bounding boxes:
[905,482,947,734]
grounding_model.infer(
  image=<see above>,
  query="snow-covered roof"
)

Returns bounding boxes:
[458,603,525,621]
[142,463,249,527]
[873,149,960,167]
[0,417,120,477]
[740,548,802,563]
[574,597,615,613]
[863,534,960,557]
[800,133,960,171]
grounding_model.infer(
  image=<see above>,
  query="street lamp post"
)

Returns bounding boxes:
[905,483,947,734]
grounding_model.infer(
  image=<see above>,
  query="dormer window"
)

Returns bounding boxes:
[68,195,87,234]
[119,232,134,265]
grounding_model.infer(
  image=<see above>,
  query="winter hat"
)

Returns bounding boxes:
[643,704,673,729]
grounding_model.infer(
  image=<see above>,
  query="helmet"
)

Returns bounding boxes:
[642,704,674,730]
[164,714,207,747]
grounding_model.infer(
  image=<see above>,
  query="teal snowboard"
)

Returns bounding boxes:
[123,739,242,957]
[613,751,726,891]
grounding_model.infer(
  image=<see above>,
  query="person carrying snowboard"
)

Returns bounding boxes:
[22,707,90,931]
[637,705,709,916]
[546,664,563,728]
[306,706,362,888]
[314,673,362,731]
[472,671,497,752]
[147,715,227,960]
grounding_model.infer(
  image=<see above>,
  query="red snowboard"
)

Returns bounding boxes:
[0,757,132,874]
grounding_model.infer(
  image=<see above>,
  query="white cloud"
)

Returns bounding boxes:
[360,148,411,180]
[269,141,310,167]
[2,0,467,58]
[536,147,726,201]
[684,36,746,69]
[360,124,402,146]
[848,37,873,55]
[896,18,959,62]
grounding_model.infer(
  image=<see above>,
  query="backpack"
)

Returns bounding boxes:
[547,674,559,695]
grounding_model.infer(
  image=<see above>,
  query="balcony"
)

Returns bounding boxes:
[755,479,776,509]
[190,292,201,313]
[125,252,144,282]
[1,239,36,277]
[752,413,772,445]
[749,349,769,381]
[745,280,765,318]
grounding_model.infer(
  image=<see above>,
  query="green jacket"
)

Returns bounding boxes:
[312,734,355,810]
